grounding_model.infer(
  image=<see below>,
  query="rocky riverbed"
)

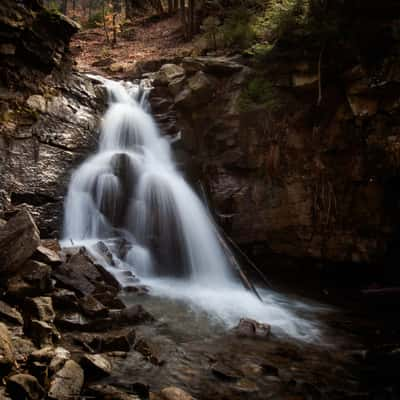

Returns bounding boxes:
[0,207,399,400]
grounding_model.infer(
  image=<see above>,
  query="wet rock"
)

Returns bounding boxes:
[234,318,271,338]
[0,322,15,377]
[48,360,84,400]
[28,320,60,347]
[71,328,135,352]
[292,72,318,87]
[0,300,23,325]
[79,295,108,318]
[53,248,120,296]
[160,387,194,400]
[211,362,241,382]
[87,384,141,400]
[0,208,40,275]
[81,353,112,379]
[93,291,126,309]
[134,338,164,365]
[6,373,45,400]
[111,304,154,326]
[33,245,62,266]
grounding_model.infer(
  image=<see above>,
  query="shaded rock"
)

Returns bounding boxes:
[234,318,271,338]
[87,384,141,400]
[92,57,114,67]
[48,360,84,400]
[28,361,49,388]
[52,289,79,310]
[0,208,40,275]
[81,353,112,379]
[134,338,164,365]
[182,56,243,75]
[0,322,15,376]
[6,373,45,400]
[33,245,62,266]
[41,239,61,253]
[22,261,53,293]
[79,295,108,318]
[26,95,46,113]
[292,72,318,87]
[6,261,53,299]
[24,297,55,323]
[93,291,126,309]
[0,300,23,325]
[28,320,60,347]
[160,387,194,400]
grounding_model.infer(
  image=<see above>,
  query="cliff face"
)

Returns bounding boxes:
[0,0,104,237]
[150,3,400,278]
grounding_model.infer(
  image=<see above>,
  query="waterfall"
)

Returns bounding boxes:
[62,78,322,341]
[63,78,236,287]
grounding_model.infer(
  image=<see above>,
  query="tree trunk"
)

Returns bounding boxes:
[61,0,68,14]
[188,0,195,39]
[102,0,110,43]
[167,0,173,14]
[173,0,178,12]
[180,0,187,39]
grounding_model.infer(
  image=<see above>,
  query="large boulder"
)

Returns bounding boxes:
[156,64,185,86]
[48,360,84,400]
[0,322,15,377]
[80,353,112,379]
[0,209,40,275]
[6,373,45,400]
[160,387,194,400]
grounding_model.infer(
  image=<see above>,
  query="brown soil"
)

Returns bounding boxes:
[71,14,195,76]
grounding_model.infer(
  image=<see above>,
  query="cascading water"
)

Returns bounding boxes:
[63,77,322,341]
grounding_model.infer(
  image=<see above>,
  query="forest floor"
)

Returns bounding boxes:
[71,14,195,77]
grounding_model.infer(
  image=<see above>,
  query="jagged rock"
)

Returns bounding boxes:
[211,362,241,381]
[347,95,378,117]
[234,318,271,338]
[168,76,186,97]
[48,360,84,400]
[93,291,126,309]
[160,387,194,400]
[0,323,15,376]
[0,386,12,399]
[70,328,135,352]
[24,297,55,323]
[28,320,60,347]
[6,373,45,400]
[156,64,185,85]
[79,295,108,318]
[81,353,112,379]
[134,338,164,365]
[52,289,79,310]
[0,208,40,275]
[0,300,23,325]
[52,248,120,297]
[292,73,318,87]
[6,260,53,299]
[110,304,154,326]
[33,245,62,265]
[87,384,141,400]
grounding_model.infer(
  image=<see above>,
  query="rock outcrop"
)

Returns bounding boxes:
[149,5,400,280]
[0,0,104,237]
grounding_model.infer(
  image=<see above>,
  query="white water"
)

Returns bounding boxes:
[62,78,322,342]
